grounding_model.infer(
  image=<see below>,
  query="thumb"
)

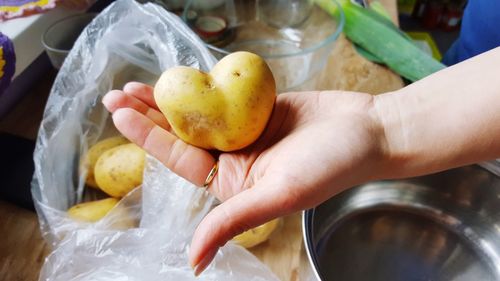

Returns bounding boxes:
[189,178,294,275]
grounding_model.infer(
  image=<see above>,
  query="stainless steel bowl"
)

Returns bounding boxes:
[303,163,500,281]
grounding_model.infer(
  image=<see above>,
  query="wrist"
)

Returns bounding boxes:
[370,49,500,180]
[371,90,409,179]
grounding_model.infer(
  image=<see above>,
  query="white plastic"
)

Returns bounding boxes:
[31,0,279,280]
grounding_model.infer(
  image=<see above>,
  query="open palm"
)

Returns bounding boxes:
[102,82,386,275]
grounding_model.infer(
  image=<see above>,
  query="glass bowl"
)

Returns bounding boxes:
[42,13,97,69]
[182,0,344,92]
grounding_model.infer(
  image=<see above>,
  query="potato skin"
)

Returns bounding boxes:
[232,218,281,248]
[154,51,276,151]
[81,136,129,188]
[67,198,119,222]
[94,143,145,197]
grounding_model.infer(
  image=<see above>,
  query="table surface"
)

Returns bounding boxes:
[0,1,402,280]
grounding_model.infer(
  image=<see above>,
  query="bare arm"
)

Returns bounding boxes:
[377,47,500,179]
[102,47,500,275]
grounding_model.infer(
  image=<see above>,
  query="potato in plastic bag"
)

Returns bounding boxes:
[31,0,279,280]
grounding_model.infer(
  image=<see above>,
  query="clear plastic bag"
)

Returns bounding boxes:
[31,0,279,279]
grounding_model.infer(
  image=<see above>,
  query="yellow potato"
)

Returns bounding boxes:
[94,143,145,197]
[81,136,129,188]
[67,198,119,222]
[154,51,276,152]
[232,218,281,248]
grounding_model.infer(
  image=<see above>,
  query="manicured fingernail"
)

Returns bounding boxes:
[193,248,218,277]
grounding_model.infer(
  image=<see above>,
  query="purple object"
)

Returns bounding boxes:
[0,32,16,96]
[1,0,40,5]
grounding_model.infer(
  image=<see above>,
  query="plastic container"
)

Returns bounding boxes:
[182,0,344,92]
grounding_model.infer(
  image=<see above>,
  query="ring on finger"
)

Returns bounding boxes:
[203,161,219,189]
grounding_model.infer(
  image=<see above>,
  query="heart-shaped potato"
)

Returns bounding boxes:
[154,51,276,151]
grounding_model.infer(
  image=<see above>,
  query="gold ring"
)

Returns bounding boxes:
[203,161,219,188]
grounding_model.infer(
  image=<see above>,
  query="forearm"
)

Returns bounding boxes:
[375,47,500,179]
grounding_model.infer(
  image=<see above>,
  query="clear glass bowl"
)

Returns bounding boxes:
[182,0,345,92]
[41,13,97,69]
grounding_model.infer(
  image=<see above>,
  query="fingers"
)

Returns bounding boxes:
[111,108,216,187]
[102,89,170,131]
[189,178,293,275]
[123,82,159,110]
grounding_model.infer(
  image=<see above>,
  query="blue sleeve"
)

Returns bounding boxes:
[442,0,500,65]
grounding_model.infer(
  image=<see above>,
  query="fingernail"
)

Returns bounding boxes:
[101,93,110,107]
[193,248,218,277]
[123,81,141,93]
[101,90,120,111]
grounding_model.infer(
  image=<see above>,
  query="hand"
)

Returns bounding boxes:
[102,82,388,275]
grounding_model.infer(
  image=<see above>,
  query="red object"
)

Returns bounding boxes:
[440,4,463,31]
[421,1,444,29]
[194,16,227,39]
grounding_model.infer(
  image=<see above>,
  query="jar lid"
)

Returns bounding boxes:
[194,15,227,39]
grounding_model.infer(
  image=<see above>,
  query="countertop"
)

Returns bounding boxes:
[0,1,402,280]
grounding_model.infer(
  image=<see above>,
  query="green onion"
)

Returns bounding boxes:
[317,0,446,82]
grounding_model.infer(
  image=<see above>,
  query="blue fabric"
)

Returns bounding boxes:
[442,0,500,65]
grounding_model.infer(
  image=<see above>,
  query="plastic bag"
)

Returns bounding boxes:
[31,0,279,279]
